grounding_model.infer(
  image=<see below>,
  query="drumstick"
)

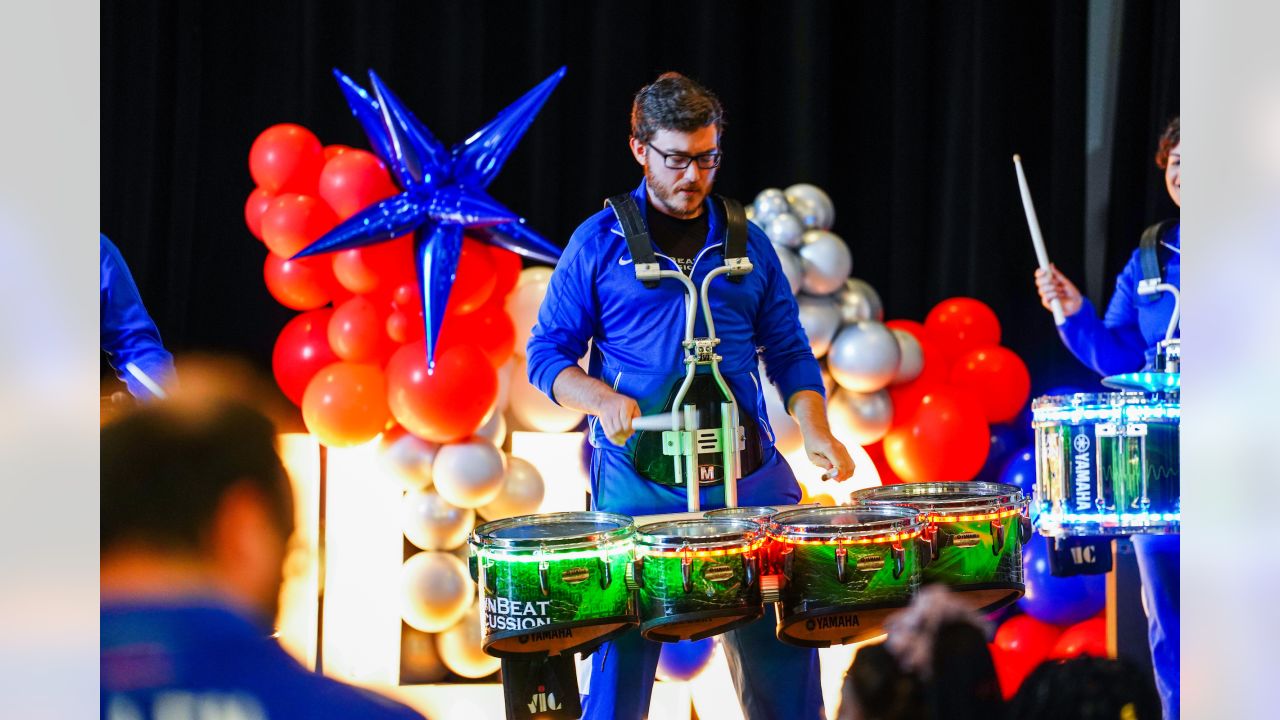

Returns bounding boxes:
[1013,154,1066,326]
[125,362,169,400]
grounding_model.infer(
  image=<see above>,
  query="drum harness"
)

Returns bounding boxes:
[1137,219,1182,372]
[603,192,753,513]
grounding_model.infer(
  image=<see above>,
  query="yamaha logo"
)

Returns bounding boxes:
[561,567,590,584]
[855,555,885,572]
[953,532,982,548]
[704,564,735,582]
[1073,434,1090,453]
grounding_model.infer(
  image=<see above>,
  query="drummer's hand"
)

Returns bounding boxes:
[1034,264,1083,317]
[598,392,641,446]
[803,428,855,482]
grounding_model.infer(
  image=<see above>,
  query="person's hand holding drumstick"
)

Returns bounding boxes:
[1033,265,1084,318]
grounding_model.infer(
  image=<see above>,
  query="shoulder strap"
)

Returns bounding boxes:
[717,195,751,284]
[604,193,661,288]
[1137,219,1177,297]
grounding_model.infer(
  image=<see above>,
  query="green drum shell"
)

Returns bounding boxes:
[634,550,763,642]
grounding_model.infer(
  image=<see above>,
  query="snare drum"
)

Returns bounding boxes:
[628,517,767,642]
[853,482,1029,613]
[769,505,926,647]
[469,512,637,657]
[1032,391,1180,537]
[705,506,782,573]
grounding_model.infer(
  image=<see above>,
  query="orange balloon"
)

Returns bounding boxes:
[445,238,497,316]
[328,295,393,363]
[318,148,398,220]
[386,343,497,444]
[332,235,416,295]
[261,194,339,259]
[883,388,990,482]
[437,298,516,369]
[248,123,324,194]
[244,187,276,241]
[301,362,390,447]
[263,252,336,311]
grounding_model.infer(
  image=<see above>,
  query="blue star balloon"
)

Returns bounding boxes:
[294,66,566,366]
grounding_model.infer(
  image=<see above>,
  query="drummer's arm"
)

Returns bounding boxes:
[789,390,855,482]
[1058,257,1149,375]
[551,367,639,447]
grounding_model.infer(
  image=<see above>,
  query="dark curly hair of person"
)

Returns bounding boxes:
[630,72,725,144]
[1155,116,1180,169]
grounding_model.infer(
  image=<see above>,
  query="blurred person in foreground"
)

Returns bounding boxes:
[1008,656,1161,720]
[837,585,1004,720]
[101,397,423,719]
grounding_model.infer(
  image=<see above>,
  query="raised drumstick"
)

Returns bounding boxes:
[1013,154,1065,326]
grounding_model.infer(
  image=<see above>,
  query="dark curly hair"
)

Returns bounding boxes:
[1155,116,1180,169]
[630,71,725,144]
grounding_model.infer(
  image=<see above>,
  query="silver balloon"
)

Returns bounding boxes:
[772,243,803,295]
[795,295,842,359]
[798,230,852,296]
[401,488,475,551]
[890,328,924,385]
[380,432,440,492]
[828,388,895,446]
[827,321,902,393]
[785,183,836,230]
[507,355,585,432]
[752,188,789,224]
[400,551,473,633]
[758,361,803,456]
[432,439,508,509]
[477,456,546,520]
[764,212,804,249]
[506,266,553,357]
[835,278,884,324]
[475,408,507,447]
[436,602,501,679]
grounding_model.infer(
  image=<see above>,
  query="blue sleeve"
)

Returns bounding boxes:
[1057,252,1148,376]
[750,227,825,402]
[525,227,597,405]
[101,234,176,398]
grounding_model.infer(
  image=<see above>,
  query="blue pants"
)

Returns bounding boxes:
[580,604,824,720]
[1132,534,1179,719]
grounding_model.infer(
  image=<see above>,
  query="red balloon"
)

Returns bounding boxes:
[318,149,398,220]
[884,318,926,343]
[261,194,339,260]
[949,345,1032,424]
[486,244,524,300]
[1049,616,1107,659]
[862,439,903,485]
[329,295,395,363]
[248,124,325,195]
[883,387,990,482]
[392,282,422,313]
[332,235,416,295]
[244,187,276,241]
[437,299,516,369]
[272,309,340,406]
[264,252,336,310]
[886,331,948,419]
[445,237,497,316]
[387,308,425,344]
[385,343,498,443]
[925,297,1002,365]
[991,614,1064,698]
[323,144,355,161]
[301,362,390,447]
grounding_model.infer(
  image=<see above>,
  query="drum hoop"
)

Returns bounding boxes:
[473,511,636,551]
[852,482,1025,516]
[635,517,761,550]
[770,505,925,541]
[704,506,779,522]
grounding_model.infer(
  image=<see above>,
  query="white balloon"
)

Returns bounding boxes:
[477,456,546,520]
[798,230,852,296]
[401,626,449,682]
[772,243,803,295]
[828,321,902,393]
[507,266,553,357]
[433,439,508,509]
[835,278,884,324]
[828,389,895,446]
[401,488,475,551]
[400,551,473,633]
[752,188,789,224]
[507,355,586,432]
[785,183,836,230]
[890,329,924,385]
[475,409,507,447]
[795,295,842,359]
[758,362,804,456]
[379,432,440,492]
[436,602,501,679]
[764,212,804,248]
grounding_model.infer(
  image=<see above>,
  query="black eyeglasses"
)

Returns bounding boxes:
[646,143,723,170]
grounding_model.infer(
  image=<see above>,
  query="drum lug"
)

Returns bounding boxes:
[892,542,906,580]
[467,550,480,584]
[681,554,694,594]
[924,524,940,562]
[598,556,613,589]
[991,519,1007,556]
[835,546,849,583]
[538,558,550,597]
[916,535,934,570]
[624,557,644,591]
[782,545,795,581]
[1018,514,1033,544]
[743,552,759,588]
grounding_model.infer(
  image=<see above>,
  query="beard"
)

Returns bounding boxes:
[644,164,713,219]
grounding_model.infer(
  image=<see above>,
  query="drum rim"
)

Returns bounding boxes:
[852,481,1025,515]
[1031,390,1178,409]
[472,511,635,550]
[704,506,780,522]
[770,504,925,540]
[635,517,762,549]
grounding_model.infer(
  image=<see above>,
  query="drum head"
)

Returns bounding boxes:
[705,506,779,522]
[853,482,1024,516]
[771,505,924,542]
[636,517,760,551]
[474,511,634,552]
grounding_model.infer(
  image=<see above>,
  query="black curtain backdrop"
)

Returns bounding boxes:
[101,0,1179,396]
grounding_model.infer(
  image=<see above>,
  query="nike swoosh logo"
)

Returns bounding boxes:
[618,257,634,266]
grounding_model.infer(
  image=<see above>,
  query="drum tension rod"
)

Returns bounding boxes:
[743,552,758,588]
[834,546,849,583]
[597,555,612,589]
[680,543,694,594]
[991,519,1007,556]
[537,543,551,597]
[892,542,906,580]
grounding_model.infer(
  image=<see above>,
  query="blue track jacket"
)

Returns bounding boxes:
[101,233,175,398]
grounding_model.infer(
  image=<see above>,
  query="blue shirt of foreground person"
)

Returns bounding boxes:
[101,233,175,399]
[1034,117,1181,720]
[101,399,424,720]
